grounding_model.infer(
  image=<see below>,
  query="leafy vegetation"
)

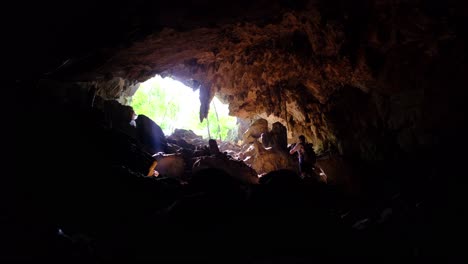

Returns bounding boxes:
[130,75,238,141]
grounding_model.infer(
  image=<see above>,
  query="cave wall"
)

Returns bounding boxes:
[12,0,467,161]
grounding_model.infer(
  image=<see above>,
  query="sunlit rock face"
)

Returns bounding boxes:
[29,0,466,161]
[242,118,268,144]
[241,120,296,175]
[246,140,297,175]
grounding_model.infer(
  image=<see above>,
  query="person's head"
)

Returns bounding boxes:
[208,139,220,153]
[208,139,217,147]
[298,135,306,143]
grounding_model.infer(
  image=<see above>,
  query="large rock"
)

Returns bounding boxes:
[218,141,242,158]
[242,118,268,144]
[241,121,295,175]
[167,129,207,148]
[192,155,259,185]
[103,100,134,129]
[135,114,168,154]
[99,99,138,139]
[244,140,297,175]
[238,143,256,161]
[262,121,288,151]
[153,153,186,179]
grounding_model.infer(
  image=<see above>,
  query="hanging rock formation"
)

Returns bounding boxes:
[26,0,463,163]
[9,1,464,260]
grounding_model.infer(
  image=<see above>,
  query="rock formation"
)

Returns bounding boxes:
[26,0,461,164]
[135,114,168,154]
[193,155,259,185]
[240,119,296,175]
[261,121,288,151]
[153,153,186,179]
[242,118,268,144]
[247,139,297,175]
[14,0,465,196]
[167,129,207,147]
[9,0,463,260]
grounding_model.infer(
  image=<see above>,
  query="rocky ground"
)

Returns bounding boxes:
[8,1,461,260]
[6,92,450,262]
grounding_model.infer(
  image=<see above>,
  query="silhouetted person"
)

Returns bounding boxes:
[208,139,220,155]
[290,135,316,178]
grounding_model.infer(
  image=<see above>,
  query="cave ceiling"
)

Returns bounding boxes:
[13,0,467,158]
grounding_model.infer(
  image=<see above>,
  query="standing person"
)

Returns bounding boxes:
[208,139,220,155]
[290,135,316,178]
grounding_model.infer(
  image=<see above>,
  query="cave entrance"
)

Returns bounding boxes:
[130,75,238,141]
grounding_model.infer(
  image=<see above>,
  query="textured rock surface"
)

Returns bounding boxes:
[242,118,269,144]
[243,140,297,175]
[9,2,465,261]
[262,121,288,151]
[167,128,207,147]
[15,0,467,162]
[153,153,186,179]
[240,119,295,175]
[193,155,259,185]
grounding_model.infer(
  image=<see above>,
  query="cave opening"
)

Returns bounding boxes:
[9,0,462,260]
[130,75,239,142]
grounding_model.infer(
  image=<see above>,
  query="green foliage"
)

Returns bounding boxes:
[194,106,238,141]
[130,76,237,140]
[130,81,180,133]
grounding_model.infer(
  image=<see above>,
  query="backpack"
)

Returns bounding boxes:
[303,143,317,165]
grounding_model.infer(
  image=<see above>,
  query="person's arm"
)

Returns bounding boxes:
[290,143,299,154]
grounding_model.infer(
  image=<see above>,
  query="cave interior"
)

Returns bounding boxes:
[7,0,466,261]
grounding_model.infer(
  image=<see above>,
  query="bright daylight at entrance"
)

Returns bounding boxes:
[131,75,238,141]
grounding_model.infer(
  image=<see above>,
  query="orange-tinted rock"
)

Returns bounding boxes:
[242,118,268,144]
[35,0,464,162]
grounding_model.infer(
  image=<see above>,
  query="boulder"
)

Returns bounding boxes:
[103,100,134,129]
[242,118,268,144]
[168,129,207,147]
[153,153,186,179]
[193,155,259,185]
[244,140,297,175]
[135,114,168,154]
[262,122,288,151]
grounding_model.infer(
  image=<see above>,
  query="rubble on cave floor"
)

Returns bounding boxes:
[95,97,323,183]
[14,88,443,262]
